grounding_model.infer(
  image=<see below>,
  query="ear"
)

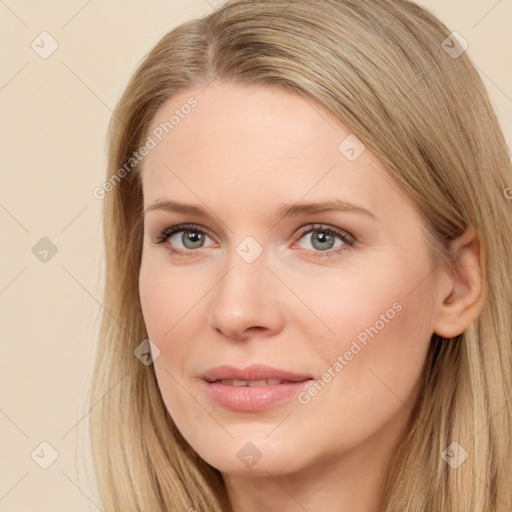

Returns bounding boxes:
[433,229,484,339]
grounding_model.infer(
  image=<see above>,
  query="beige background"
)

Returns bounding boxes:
[0,1,510,510]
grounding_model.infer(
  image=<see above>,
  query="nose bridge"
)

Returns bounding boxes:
[208,243,283,339]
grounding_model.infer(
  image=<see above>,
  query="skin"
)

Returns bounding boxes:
[138,81,483,512]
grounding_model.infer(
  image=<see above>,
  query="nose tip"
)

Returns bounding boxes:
[207,263,284,342]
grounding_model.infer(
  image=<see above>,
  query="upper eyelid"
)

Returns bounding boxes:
[295,223,353,237]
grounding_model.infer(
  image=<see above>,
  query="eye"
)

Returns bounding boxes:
[154,223,215,257]
[153,222,355,259]
[293,224,355,258]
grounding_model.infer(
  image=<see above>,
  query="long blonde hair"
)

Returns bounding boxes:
[90,0,512,510]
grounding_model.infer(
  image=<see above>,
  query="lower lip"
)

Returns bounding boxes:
[202,379,314,411]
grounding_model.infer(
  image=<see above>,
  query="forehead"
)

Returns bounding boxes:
[139,81,408,223]
[143,81,345,164]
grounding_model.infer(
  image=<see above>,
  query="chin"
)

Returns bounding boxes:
[185,433,313,476]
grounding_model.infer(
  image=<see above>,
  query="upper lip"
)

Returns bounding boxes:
[201,364,313,383]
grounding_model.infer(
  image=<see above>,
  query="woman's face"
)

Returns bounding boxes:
[138,81,441,476]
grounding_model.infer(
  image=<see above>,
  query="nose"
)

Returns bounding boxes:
[208,256,285,341]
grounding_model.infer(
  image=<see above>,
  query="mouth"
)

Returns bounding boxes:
[201,364,313,383]
[208,378,302,386]
[200,365,314,411]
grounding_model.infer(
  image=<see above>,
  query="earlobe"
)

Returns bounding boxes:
[433,230,485,339]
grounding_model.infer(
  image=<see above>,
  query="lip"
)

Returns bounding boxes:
[201,364,313,383]
[200,364,314,412]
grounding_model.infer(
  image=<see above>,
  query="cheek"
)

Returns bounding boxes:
[298,255,436,420]
[138,258,216,408]
[139,264,207,425]
[139,267,171,343]
[139,257,207,345]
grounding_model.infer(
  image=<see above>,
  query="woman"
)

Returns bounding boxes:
[90,0,512,510]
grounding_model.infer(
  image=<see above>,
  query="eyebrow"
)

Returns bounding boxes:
[143,199,377,221]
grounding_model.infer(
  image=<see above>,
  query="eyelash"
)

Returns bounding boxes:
[153,223,356,260]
